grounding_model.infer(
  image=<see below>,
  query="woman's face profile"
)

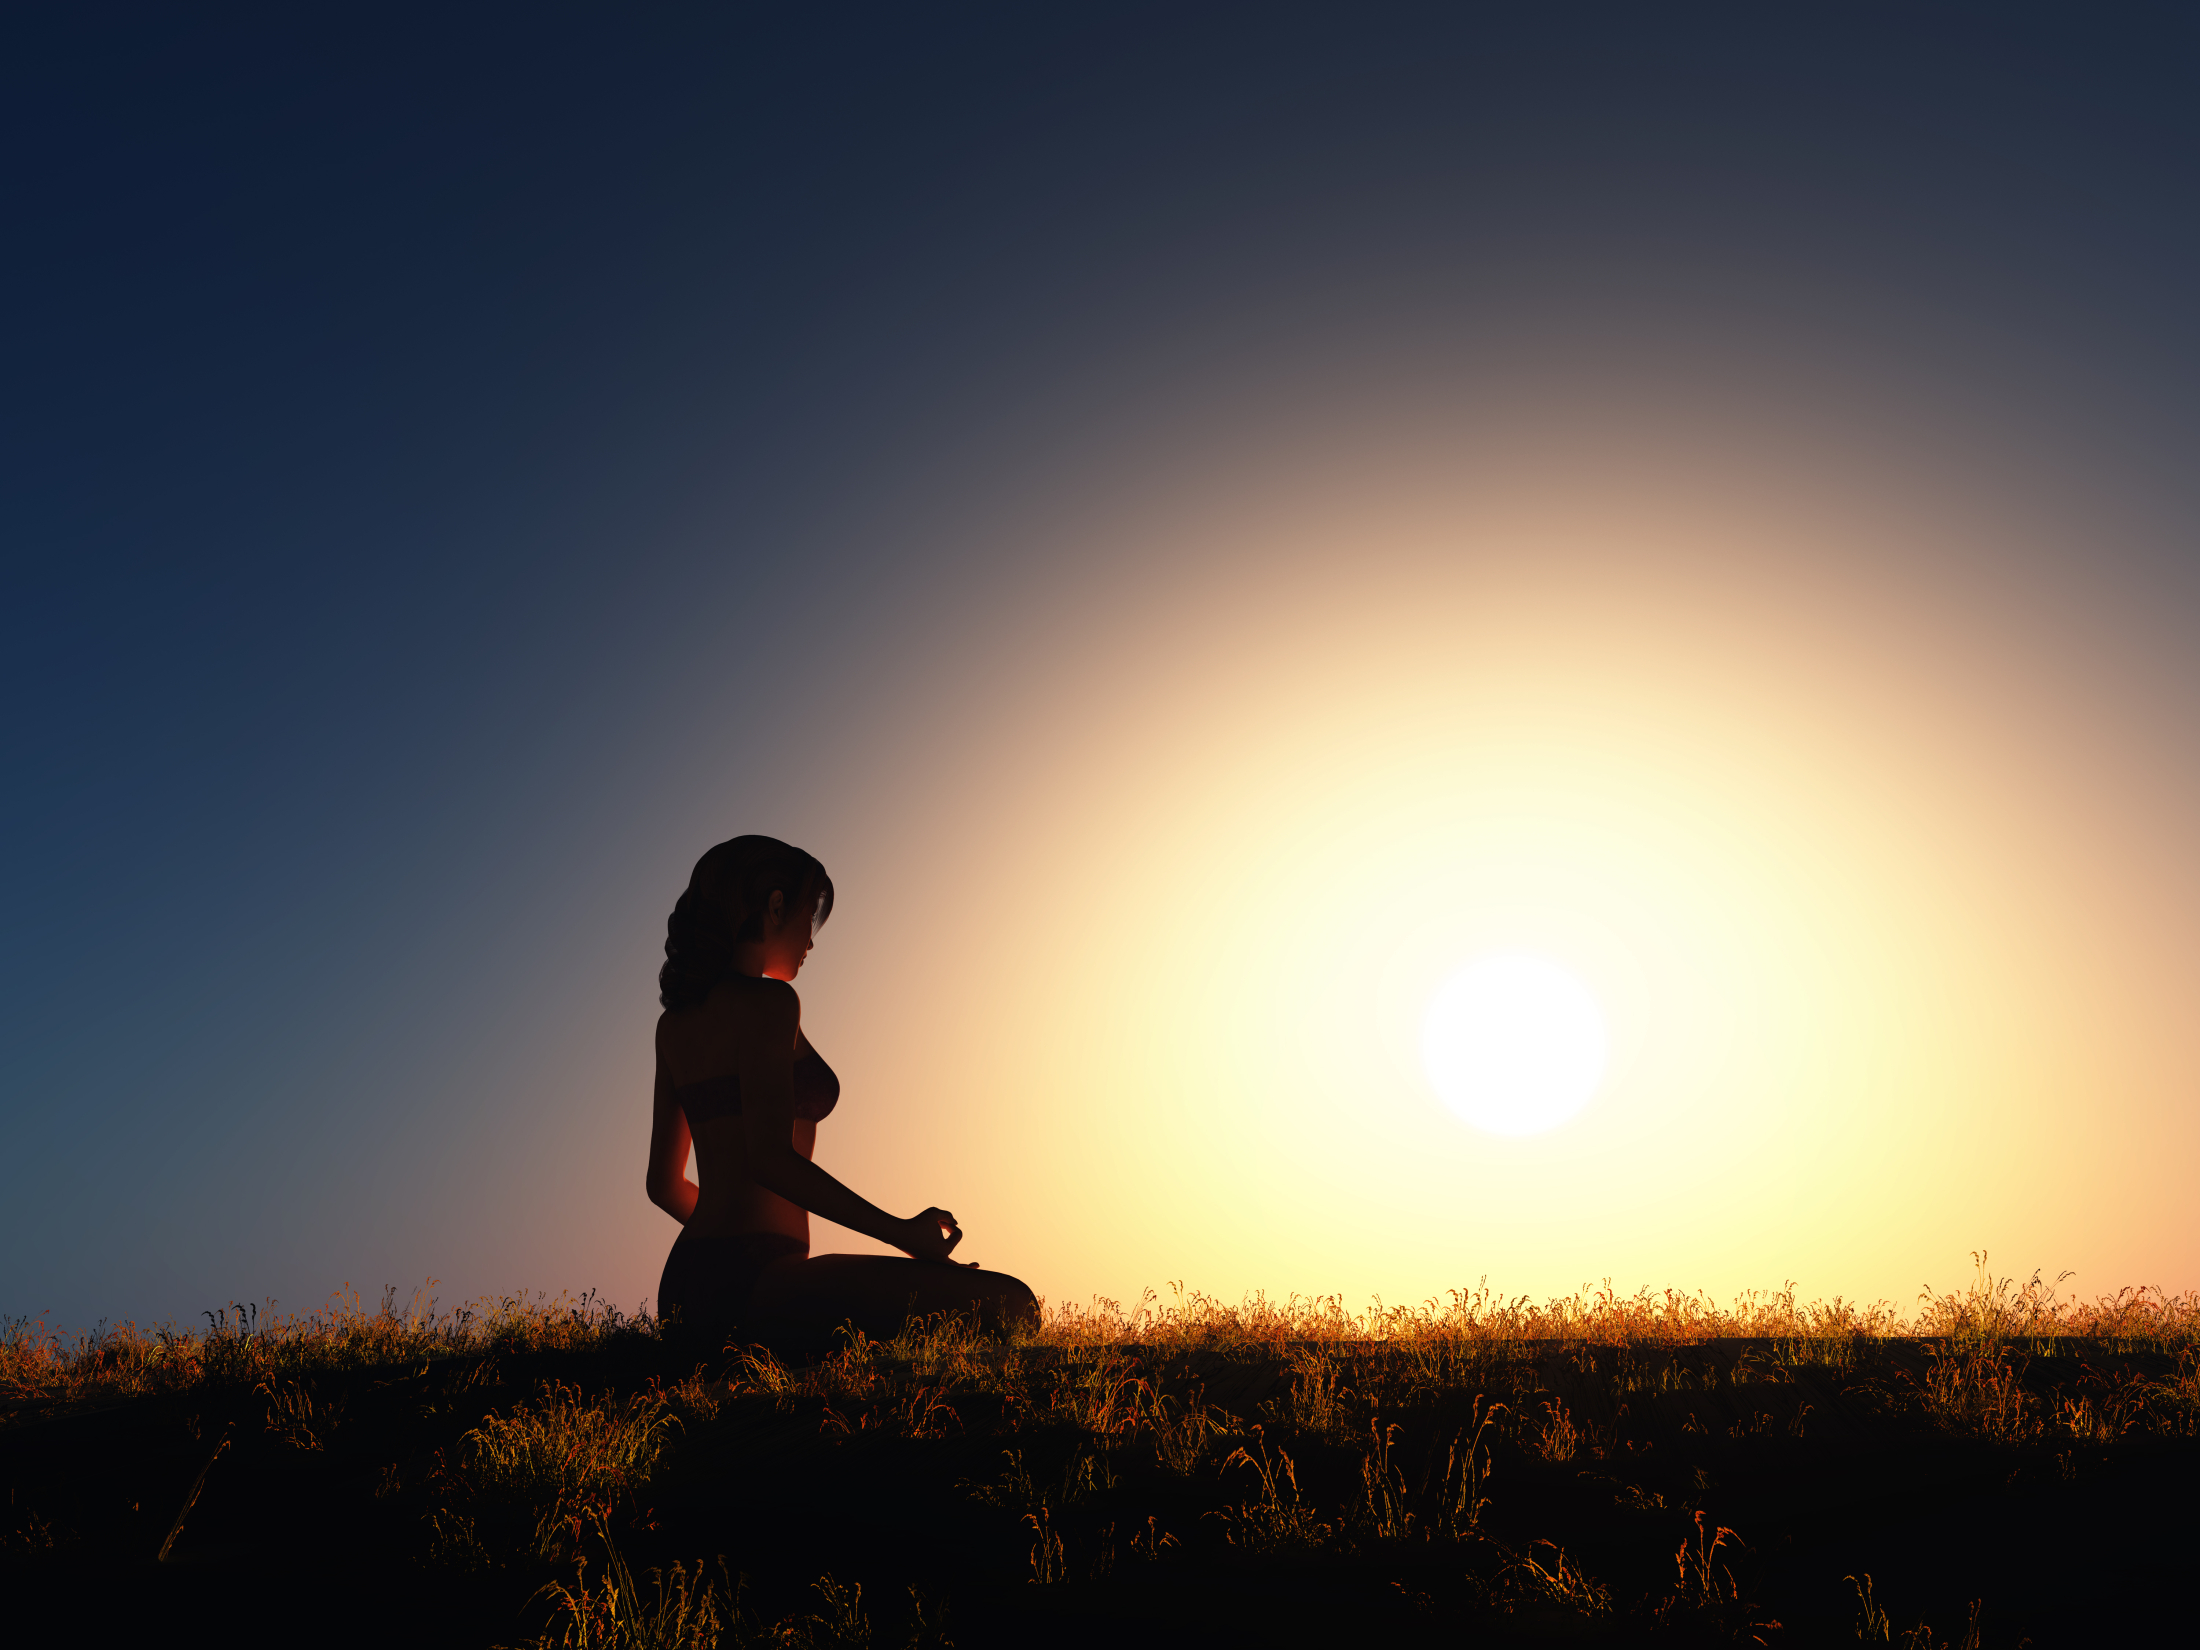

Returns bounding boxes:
[757,887,820,982]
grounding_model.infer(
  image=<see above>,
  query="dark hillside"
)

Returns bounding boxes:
[5,1282,2196,1646]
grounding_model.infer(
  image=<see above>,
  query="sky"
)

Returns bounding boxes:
[7,4,2200,1333]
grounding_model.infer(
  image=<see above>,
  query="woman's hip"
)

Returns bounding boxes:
[657,1229,809,1338]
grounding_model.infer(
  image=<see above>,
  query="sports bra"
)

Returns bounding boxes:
[674,1037,840,1126]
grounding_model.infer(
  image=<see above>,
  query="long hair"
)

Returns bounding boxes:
[659,835,834,1010]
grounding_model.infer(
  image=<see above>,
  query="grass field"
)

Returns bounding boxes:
[5,1256,2196,1646]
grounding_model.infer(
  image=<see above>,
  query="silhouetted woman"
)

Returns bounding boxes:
[647,835,1038,1348]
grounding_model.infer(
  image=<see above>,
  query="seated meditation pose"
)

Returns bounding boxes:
[647,834,1038,1347]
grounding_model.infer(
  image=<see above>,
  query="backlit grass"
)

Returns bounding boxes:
[4,1255,2196,1646]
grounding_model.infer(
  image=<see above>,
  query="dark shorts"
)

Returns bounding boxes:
[657,1229,806,1343]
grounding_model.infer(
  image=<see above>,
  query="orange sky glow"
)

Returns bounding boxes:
[557,368,2200,1321]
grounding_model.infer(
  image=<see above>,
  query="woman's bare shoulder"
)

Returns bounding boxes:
[698,975,801,1031]
[658,978,797,1032]
[657,979,799,1076]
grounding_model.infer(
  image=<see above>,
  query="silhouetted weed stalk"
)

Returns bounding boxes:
[11,1258,2198,1408]
[508,1506,950,1650]
[2,1283,641,1410]
[8,1254,2197,1644]
[434,1379,682,1565]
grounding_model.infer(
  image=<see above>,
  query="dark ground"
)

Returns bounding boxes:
[4,1331,2193,1647]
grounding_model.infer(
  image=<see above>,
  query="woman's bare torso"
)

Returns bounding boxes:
[655,977,818,1243]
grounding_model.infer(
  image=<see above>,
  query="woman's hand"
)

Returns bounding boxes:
[899,1207,964,1264]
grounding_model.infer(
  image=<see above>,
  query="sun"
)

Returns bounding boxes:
[1420,952,1610,1136]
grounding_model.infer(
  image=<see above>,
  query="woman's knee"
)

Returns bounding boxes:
[976,1270,1039,1326]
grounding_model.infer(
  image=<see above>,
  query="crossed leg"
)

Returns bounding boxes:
[746,1253,1039,1349]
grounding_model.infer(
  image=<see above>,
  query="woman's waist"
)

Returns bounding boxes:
[682,1195,809,1242]
[686,1118,816,1168]
[668,1224,809,1259]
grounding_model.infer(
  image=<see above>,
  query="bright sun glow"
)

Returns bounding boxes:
[1420,953,1611,1136]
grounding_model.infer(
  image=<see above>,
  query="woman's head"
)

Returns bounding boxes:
[659,835,835,1008]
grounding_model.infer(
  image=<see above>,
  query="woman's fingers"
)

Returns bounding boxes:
[910,1206,965,1261]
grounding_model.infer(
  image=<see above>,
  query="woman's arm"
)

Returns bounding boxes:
[644,1055,698,1224]
[739,983,963,1263]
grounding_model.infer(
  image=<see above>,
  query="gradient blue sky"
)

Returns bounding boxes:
[9,5,2200,1332]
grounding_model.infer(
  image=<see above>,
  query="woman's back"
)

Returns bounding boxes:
[656,976,828,1240]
